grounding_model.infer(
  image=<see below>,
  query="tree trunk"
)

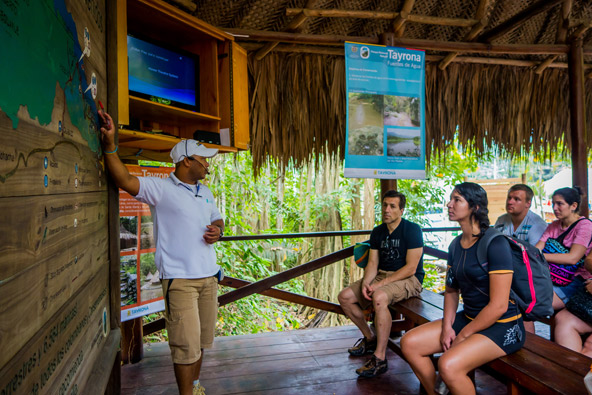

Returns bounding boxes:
[350,179,365,283]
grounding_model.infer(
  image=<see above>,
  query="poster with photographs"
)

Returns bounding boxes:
[344,43,426,179]
[120,165,173,322]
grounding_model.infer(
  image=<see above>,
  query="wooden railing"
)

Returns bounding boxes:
[143,227,458,336]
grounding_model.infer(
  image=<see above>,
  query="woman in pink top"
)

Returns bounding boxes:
[535,186,592,310]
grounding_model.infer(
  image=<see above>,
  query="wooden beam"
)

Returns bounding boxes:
[219,277,344,313]
[568,38,589,218]
[479,0,564,43]
[227,28,570,55]
[536,0,572,75]
[393,0,415,37]
[106,0,122,331]
[286,7,477,27]
[439,0,490,70]
[241,42,592,69]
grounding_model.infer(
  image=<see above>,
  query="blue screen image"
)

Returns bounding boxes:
[127,35,197,107]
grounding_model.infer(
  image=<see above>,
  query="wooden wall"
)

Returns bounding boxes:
[0,0,119,393]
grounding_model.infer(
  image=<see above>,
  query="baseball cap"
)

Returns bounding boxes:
[170,139,218,163]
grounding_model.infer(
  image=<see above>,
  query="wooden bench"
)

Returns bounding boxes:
[387,289,592,394]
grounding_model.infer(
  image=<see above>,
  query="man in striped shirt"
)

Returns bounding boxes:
[494,184,547,246]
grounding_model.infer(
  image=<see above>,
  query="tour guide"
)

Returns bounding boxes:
[99,111,224,395]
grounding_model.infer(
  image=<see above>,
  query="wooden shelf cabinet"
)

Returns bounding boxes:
[116,0,249,159]
[118,128,237,163]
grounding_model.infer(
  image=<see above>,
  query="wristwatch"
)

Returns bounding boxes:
[218,227,224,238]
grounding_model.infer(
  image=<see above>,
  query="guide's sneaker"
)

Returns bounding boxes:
[356,355,388,378]
[348,337,377,356]
[193,382,206,395]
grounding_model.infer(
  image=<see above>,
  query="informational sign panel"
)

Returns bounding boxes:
[120,165,173,322]
[344,42,426,179]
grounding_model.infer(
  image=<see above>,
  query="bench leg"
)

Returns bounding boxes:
[507,381,524,395]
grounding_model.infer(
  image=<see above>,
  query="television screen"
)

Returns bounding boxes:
[127,34,199,111]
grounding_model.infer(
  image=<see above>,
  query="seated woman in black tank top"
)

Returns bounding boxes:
[401,182,525,395]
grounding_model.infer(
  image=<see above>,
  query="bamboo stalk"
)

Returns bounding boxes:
[571,20,592,40]
[286,7,477,27]
[536,0,572,75]
[226,28,570,54]
[167,0,196,12]
[439,19,487,70]
[225,28,379,45]
[255,0,317,61]
[439,0,490,70]
[289,8,397,19]
[393,0,415,37]
[479,0,563,43]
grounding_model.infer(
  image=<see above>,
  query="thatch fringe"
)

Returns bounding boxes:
[249,53,591,173]
[248,53,345,173]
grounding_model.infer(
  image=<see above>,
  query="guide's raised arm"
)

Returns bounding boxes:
[98,110,140,196]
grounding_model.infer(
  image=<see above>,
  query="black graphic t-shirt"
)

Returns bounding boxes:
[446,236,519,321]
[369,219,424,283]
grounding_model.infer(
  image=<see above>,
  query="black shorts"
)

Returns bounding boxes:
[452,310,525,355]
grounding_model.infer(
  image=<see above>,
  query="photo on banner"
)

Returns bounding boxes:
[344,42,426,179]
[120,164,174,322]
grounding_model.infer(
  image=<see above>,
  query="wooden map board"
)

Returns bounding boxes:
[0,0,116,393]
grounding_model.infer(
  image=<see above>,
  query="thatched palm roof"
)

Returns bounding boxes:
[170,0,592,170]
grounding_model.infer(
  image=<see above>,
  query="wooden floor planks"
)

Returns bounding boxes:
[122,325,506,394]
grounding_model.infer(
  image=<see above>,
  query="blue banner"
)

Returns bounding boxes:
[344,42,426,179]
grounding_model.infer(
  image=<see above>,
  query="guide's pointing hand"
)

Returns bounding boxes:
[98,110,115,149]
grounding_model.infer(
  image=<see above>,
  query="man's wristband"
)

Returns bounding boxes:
[217,226,224,238]
[104,146,118,154]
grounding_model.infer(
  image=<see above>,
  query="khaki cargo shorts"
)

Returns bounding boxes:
[349,270,422,310]
[162,277,219,364]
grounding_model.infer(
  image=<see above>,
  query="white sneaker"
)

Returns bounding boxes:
[193,382,206,395]
[584,369,592,395]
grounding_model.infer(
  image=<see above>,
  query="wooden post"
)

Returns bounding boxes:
[121,317,144,364]
[380,33,398,199]
[568,38,589,218]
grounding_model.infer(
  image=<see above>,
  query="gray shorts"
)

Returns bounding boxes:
[349,271,422,310]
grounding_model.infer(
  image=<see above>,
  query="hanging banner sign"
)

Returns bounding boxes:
[344,42,426,179]
[120,165,174,322]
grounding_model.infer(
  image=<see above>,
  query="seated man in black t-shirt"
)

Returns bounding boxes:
[338,190,424,378]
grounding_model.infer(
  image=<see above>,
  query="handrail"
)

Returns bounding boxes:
[221,227,460,241]
[143,227,455,336]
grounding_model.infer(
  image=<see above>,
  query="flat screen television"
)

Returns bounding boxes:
[127,34,199,112]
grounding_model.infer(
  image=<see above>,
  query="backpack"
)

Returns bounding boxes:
[450,228,554,321]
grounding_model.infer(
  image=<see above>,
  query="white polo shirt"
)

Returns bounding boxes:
[135,173,223,279]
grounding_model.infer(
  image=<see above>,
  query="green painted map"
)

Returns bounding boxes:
[0,0,101,153]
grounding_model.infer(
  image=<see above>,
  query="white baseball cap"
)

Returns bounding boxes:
[170,139,218,163]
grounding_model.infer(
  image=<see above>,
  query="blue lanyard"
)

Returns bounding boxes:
[180,182,200,197]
